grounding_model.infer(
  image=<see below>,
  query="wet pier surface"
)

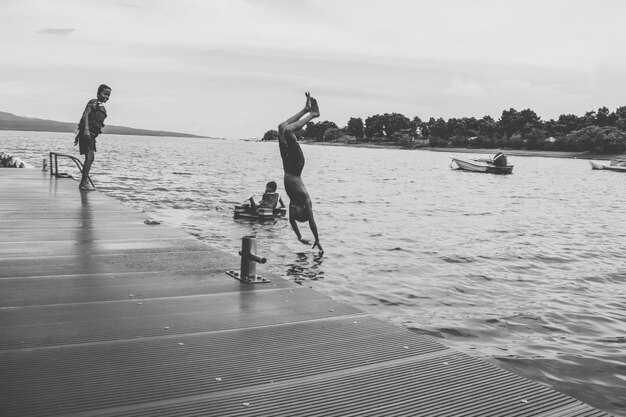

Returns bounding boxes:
[0,168,611,416]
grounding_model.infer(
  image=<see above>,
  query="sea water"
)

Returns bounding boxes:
[2,131,625,416]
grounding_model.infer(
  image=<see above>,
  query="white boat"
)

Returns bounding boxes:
[450,154,513,175]
[0,152,34,168]
[589,160,626,172]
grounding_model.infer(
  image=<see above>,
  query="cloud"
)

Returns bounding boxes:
[38,28,75,36]
[2,0,626,137]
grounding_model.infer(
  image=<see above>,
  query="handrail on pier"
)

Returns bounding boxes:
[48,152,94,188]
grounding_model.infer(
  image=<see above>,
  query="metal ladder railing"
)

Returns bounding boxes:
[48,152,94,188]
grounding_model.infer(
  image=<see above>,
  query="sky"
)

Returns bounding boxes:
[2,0,626,139]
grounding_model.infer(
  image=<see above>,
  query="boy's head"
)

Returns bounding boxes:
[97,84,112,102]
[289,202,309,222]
[265,181,277,192]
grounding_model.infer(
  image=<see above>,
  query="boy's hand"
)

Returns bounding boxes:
[83,131,91,139]
[298,237,310,245]
[313,241,323,254]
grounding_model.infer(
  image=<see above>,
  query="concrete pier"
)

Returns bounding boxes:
[0,168,610,416]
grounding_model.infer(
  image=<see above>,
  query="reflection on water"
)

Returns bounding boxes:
[3,131,626,416]
[286,251,325,284]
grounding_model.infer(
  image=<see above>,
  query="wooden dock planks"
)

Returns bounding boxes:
[0,168,611,416]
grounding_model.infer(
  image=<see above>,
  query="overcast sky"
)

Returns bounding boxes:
[2,0,626,138]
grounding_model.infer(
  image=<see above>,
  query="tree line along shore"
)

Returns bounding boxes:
[262,106,626,158]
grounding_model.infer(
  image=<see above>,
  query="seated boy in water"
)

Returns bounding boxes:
[247,181,285,212]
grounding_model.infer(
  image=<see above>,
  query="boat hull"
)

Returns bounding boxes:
[590,160,626,172]
[451,157,513,175]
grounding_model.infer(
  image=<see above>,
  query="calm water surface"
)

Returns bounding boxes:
[3,131,626,416]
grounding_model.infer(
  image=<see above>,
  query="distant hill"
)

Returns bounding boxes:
[0,111,209,138]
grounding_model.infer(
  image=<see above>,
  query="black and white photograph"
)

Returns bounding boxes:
[1,1,625,416]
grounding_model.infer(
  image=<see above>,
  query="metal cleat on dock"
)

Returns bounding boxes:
[226,235,270,283]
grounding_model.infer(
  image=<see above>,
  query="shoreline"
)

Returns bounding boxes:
[300,140,626,160]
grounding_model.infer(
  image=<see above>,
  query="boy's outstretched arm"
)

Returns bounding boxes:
[309,220,322,253]
[305,204,323,254]
[289,217,306,243]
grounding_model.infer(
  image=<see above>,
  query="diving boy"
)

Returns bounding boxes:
[277,92,323,254]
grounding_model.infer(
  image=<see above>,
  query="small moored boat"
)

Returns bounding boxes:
[0,152,34,168]
[589,159,626,172]
[450,152,513,175]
